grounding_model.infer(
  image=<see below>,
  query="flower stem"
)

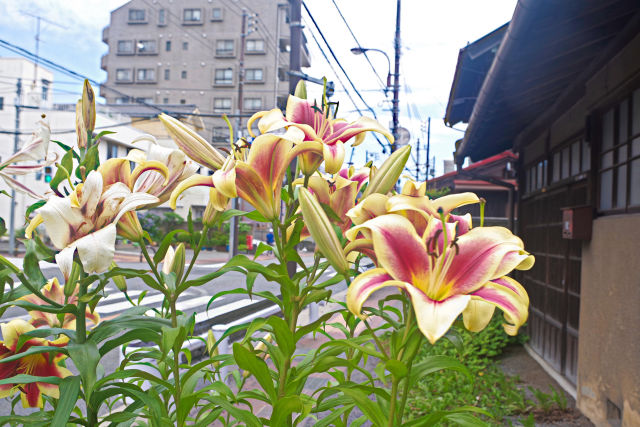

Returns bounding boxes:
[364,319,389,360]
[388,377,399,427]
[181,225,209,287]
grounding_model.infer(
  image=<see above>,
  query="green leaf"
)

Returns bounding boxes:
[271,395,303,426]
[50,149,74,194]
[0,374,62,386]
[385,359,408,379]
[339,386,387,427]
[67,342,100,399]
[153,229,184,264]
[317,338,386,360]
[0,345,67,364]
[16,328,76,351]
[232,342,276,400]
[220,208,249,222]
[244,210,270,222]
[51,375,81,426]
[75,143,100,179]
[92,130,116,145]
[23,238,47,286]
[99,328,161,357]
[267,316,294,359]
[408,355,473,388]
[52,140,81,161]
[25,200,45,222]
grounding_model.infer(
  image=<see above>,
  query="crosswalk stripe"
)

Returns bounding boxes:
[194,298,254,323]
[97,292,168,314]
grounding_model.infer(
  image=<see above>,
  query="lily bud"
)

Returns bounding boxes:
[362,145,411,198]
[162,244,185,284]
[117,211,145,242]
[82,79,96,132]
[298,188,349,275]
[171,243,186,283]
[159,113,226,170]
[203,189,225,227]
[108,261,128,292]
[294,80,307,99]
[75,101,88,149]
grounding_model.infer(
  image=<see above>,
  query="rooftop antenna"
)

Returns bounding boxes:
[20,10,67,87]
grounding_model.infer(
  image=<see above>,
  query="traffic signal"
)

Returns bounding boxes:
[44,166,52,183]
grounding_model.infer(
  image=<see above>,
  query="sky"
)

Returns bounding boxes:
[0,0,516,176]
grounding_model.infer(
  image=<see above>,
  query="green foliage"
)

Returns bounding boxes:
[406,315,529,423]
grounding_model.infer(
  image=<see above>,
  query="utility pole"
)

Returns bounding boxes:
[391,0,401,152]
[415,138,420,181]
[229,9,249,259]
[21,11,67,88]
[9,79,22,256]
[426,117,431,180]
[288,0,302,94]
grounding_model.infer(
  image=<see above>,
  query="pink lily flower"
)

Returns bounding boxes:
[248,95,393,174]
[345,213,533,344]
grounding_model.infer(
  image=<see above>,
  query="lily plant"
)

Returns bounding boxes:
[0,80,533,427]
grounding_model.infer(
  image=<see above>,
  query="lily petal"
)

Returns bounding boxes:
[322,140,345,174]
[169,174,214,209]
[349,214,430,286]
[404,288,471,344]
[467,276,529,335]
[74,224,117,274]
[346,268,397,318]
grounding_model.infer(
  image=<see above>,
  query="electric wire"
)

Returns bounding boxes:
[329,0,387,92]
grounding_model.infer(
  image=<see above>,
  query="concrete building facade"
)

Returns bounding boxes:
[100,0,309,147]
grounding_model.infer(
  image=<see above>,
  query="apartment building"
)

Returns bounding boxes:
[100,0,309,148]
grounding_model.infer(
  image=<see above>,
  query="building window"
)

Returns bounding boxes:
[180,99,186,104]
[524,159,547,195]
[164,69,170,80]
[158,9,166,26]
[211,8,223,21]
[137,40,157,54]
[216,40,234,56]
[117,40,134,54]
[0,96,4,110]
[245,68,263,82]
[212,127,228,142]
[213,97,232,113]
[214,68,233,85]
[107,142,118,159]
[181,70,187,79]
[550,139,590,184]
[116,68,133,82]
[278,67,289,82]
[183,8,202,23]
[41,79,49,101]
[163,97,169,104]
[136,68,156,82]
[182,41,189,50]
[599,88,640,211]
[246,39,265,53]
[165,41,171,51]
[243,97,262,111]
[135,97,153,103]
[115,97,130,104]
[128,9,146,23]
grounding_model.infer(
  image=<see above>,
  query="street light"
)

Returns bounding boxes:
[350,47,392,90]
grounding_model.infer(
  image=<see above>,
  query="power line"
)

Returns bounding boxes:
[302,3,388,153]
[329,0,387,91]
[303,17,386,152]
[302,2,379,121]
[0,38,167,114]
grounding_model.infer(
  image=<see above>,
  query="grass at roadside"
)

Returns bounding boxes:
[405,314,530,424]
